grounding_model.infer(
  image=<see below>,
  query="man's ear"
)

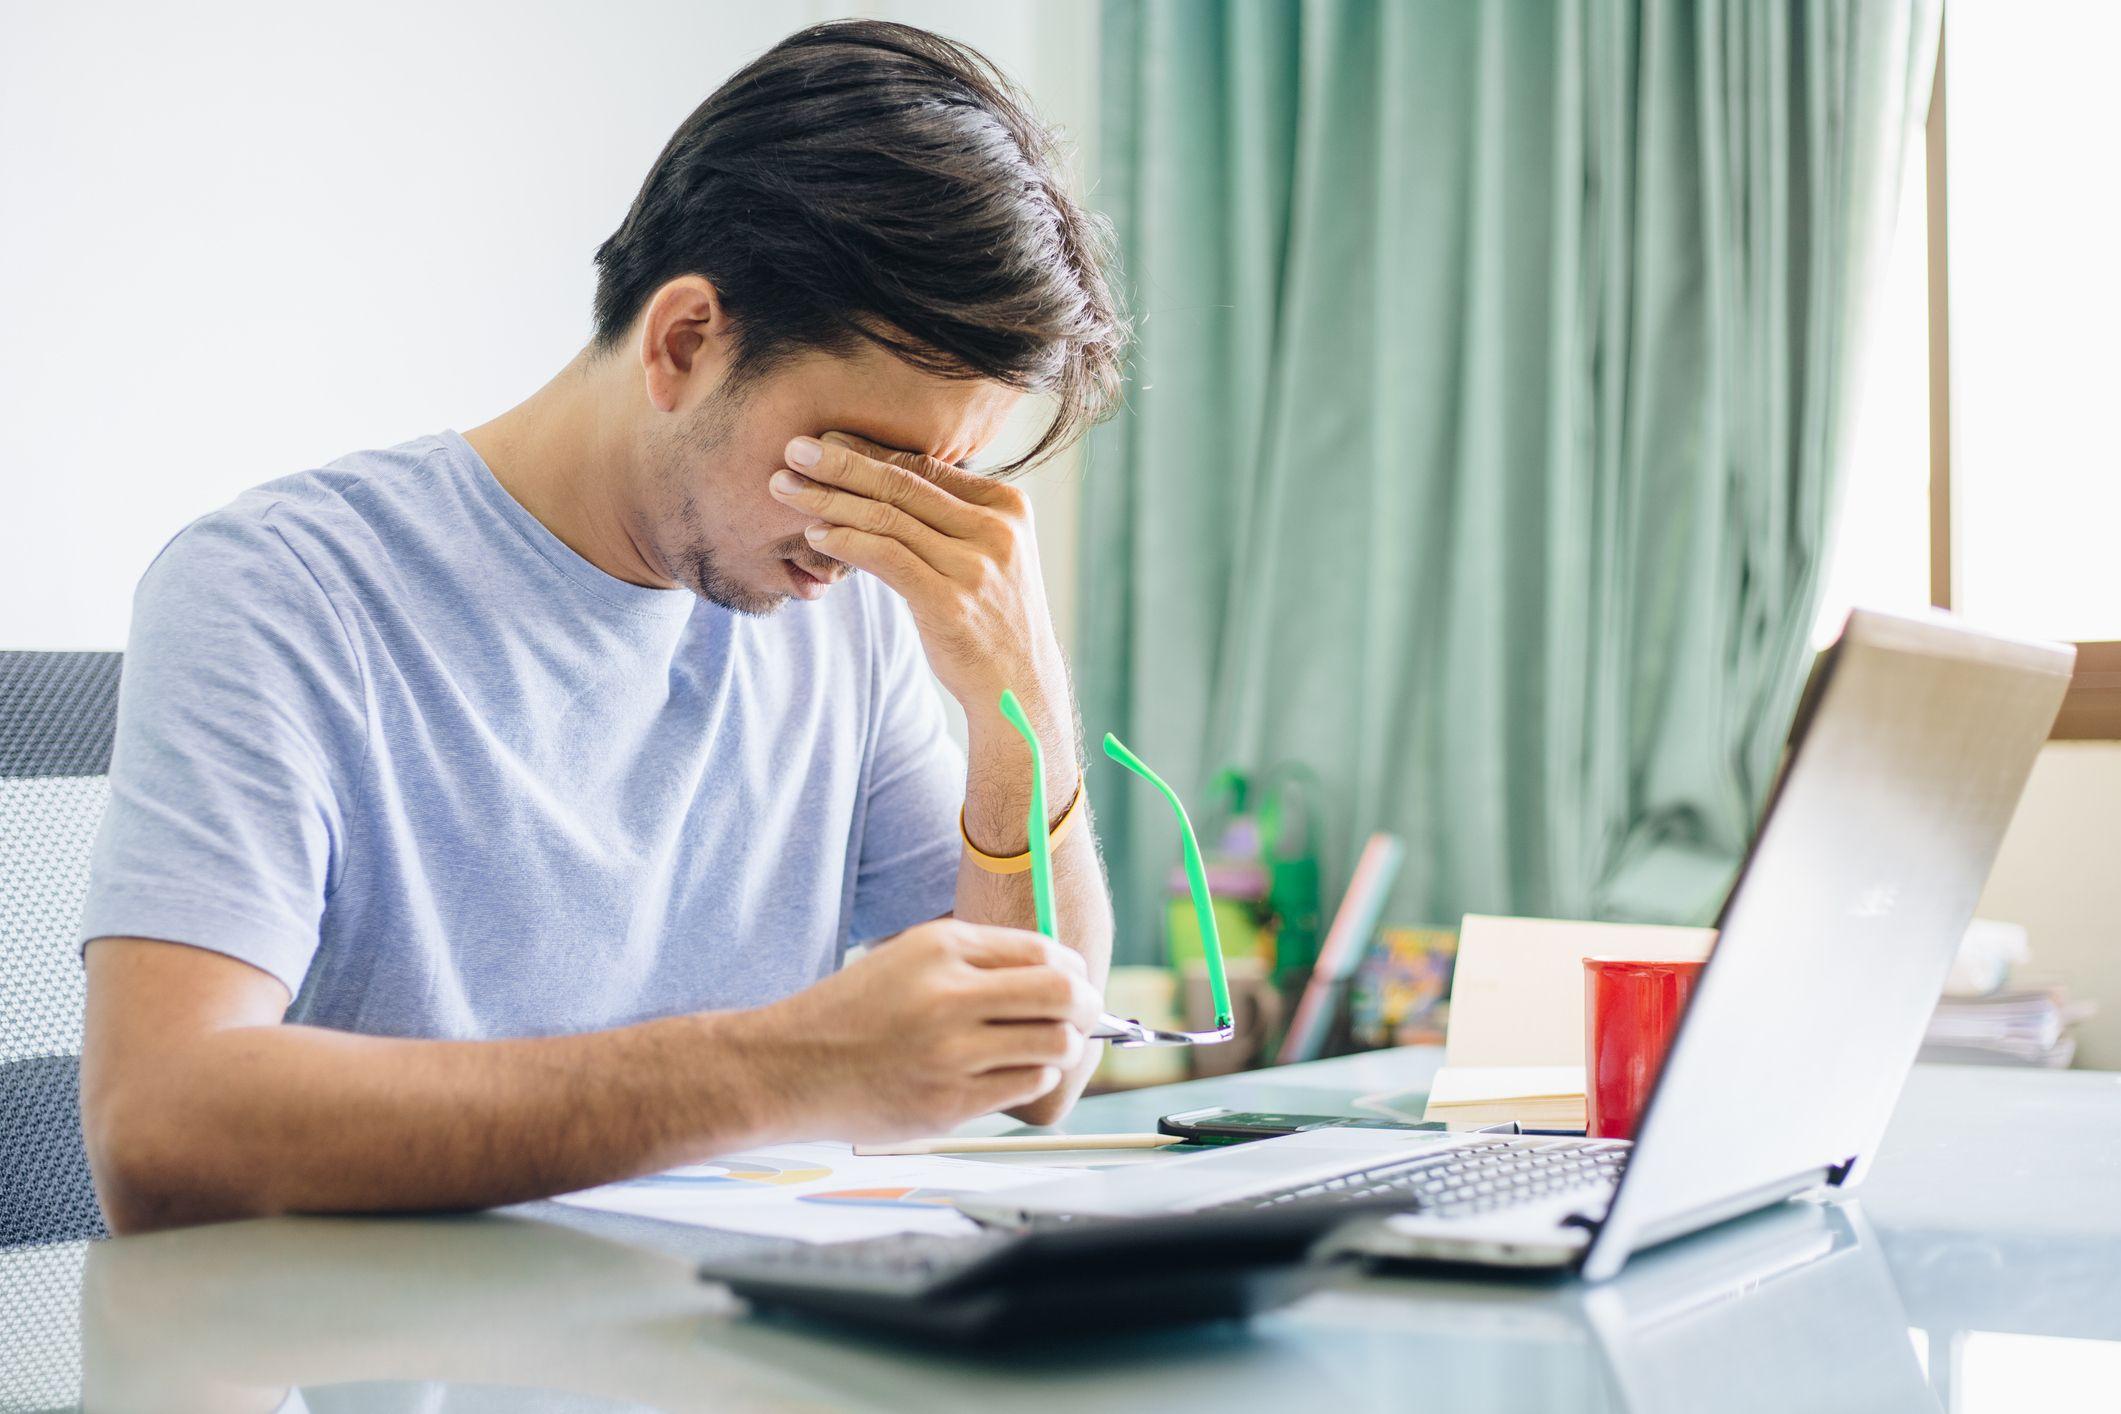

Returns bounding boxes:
[637,275,736,414]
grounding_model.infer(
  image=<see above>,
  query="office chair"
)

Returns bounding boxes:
[1,651,120,1411]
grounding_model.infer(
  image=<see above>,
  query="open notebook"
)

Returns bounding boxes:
[1420,1064,1589,1128]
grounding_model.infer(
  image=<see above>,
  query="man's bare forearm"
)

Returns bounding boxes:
[84,925,1098,1234]
[85,1002,783,1231]
[953,678,1114,1121]
[955,675,1112,963]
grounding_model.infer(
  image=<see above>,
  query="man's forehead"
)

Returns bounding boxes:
[821,390,1020,469]
[787,344,1021,467]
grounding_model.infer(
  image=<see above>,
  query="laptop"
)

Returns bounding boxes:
[961,609,2073,1280]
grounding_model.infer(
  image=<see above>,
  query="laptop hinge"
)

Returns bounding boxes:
[1586,1169,1830,1255]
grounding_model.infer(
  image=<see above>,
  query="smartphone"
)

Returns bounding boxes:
[1156,1106,1453,1146]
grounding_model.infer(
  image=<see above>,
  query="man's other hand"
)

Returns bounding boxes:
[742,918,1100,1142]
[771,432,1066,717]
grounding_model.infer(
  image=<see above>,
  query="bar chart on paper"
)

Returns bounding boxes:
[800,1187,965,1210]
[552,1141,1074,1242]
[623,1156,834,1189]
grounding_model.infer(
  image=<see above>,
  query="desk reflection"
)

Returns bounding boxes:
[75,1197,1980,1414]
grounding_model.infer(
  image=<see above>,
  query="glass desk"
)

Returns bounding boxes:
[9,1050,2119,1412]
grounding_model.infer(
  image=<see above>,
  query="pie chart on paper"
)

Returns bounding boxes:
[798,1187,967,1210]
[626,1155,833,1189]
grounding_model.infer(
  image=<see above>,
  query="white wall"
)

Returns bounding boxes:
[1976,743,2121,1069]
[0,0,1095,652]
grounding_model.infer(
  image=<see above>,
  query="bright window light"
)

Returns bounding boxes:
[1814,143,1932,648]
[1948,0,2121,642]
[1960,1330,2121,1409]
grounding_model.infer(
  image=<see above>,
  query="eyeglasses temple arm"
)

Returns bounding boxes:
[997,690,1056,939]
[1101,732,1233,1031]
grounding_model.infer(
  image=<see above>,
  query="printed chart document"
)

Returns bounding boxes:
[553,1142,1075,1243]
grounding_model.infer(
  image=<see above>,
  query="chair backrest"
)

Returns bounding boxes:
[1,650,121,1249]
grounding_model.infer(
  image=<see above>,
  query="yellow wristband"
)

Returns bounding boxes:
[960,772,1086,874]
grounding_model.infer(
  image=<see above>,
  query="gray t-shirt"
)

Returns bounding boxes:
[81,431,964,1039]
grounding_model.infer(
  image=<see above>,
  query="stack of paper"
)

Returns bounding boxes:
[1921,988,2091,1067]
[1422,1065,1587,1128]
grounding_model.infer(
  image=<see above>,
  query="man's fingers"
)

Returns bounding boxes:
[770,471,967,575]
[818,431,1003,504]
[787,435,991,534]
[800,523,940,600]
[966,966,1102,1031]
[951,928,1087,976]
[967,1065,1063,1115]
[965,1020,1086,1071]
[945,928,1099,1027]
[826,431,1030,525]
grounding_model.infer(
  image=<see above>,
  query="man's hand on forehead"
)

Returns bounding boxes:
[770,430,1064,715]
[792,430,997,508]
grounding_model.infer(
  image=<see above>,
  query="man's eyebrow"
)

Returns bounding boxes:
[916,444,974,470]
[914,447,974,473]
[828,426,980,471]
[835,428,939,460]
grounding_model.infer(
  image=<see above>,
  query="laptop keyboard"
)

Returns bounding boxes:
[1197,1136,1630,1219]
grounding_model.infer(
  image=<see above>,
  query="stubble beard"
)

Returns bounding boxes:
[655,384,794,619]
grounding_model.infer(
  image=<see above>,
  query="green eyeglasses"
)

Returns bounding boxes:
[997,689,1234,1048]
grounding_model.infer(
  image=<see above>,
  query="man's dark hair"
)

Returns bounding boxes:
[592,20,1126,471]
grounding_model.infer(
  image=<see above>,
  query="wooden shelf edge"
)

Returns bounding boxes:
[2053,642,2121,741]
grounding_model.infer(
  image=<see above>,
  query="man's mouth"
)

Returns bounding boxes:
[783,558,846,600]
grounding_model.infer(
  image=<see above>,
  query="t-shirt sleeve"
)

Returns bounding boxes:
[847,589,965,945]
[79,507,368,995]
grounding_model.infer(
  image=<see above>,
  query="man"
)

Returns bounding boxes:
[78,20,1126,1233]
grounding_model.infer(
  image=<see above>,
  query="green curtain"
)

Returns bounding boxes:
[1082,0,1939,957]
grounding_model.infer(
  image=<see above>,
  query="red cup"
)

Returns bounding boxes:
[1583,958,1705,1140]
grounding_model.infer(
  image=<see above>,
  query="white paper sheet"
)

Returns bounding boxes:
[1446,914,1715,1067]
[1420,1063,1588,1126]
[551,1142,1077,1243]
[1425,1064,1587,1107]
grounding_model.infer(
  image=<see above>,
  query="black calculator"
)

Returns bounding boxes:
[696,1198,1393,1342]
